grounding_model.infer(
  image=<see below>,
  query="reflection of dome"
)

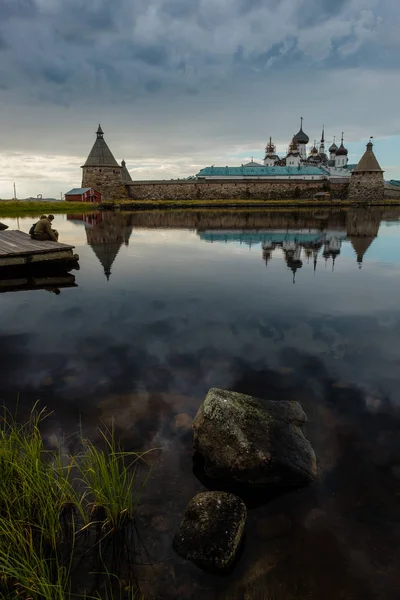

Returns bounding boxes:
[262,247,273,266]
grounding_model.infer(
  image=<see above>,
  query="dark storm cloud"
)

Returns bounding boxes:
[0,0,399,195]
[0,0,37,20]
[296,0,350,28]
[0,0,395,101]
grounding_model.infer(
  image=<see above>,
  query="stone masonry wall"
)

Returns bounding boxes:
[82,166,129,201]
[348,172,384,202]
[127,180,349,201]
[384,184,400,199]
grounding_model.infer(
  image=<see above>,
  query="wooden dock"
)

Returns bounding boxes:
[0,230,79,268]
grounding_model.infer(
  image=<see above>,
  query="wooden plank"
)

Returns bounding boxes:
[0,230,74,257]
[0,250,78,267]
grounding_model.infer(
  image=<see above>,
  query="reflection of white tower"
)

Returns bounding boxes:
[293,245,302,261]
[313,248,319,273]
[262,241,274,251]
[262,241,274,267]
[328,238,342,253]
[282,240,297,252]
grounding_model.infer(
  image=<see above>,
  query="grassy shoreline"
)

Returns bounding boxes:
[0,201,96,217]
[1,198,400,218]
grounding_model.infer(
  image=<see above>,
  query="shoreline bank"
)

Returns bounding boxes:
[1,198,400,217]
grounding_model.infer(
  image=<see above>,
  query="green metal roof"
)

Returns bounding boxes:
[196,165,328,177]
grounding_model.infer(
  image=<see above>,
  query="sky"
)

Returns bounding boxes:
[0,0,400,198]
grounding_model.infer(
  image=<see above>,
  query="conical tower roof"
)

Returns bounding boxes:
[353,141,383,173]
[83,125,120,167]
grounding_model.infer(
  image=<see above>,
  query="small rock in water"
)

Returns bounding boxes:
[173,491,246,571]
[193,388,317,488]
[0,222,8,230]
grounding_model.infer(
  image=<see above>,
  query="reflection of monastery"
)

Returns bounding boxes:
[68,213,134,280]
[68,207,394,282]
[198,208,383,282]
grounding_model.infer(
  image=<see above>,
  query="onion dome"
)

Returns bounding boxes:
[329,136,338,154]
[336,132,348,156]
[311,141,318,155]
[293,117,309,144]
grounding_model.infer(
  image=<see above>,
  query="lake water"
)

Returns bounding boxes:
[1,208,400,599]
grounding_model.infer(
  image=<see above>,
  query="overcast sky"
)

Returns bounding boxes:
[0,0,399,198]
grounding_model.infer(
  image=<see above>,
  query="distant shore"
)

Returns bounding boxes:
[0,200,96,217]
[1,198,400,217]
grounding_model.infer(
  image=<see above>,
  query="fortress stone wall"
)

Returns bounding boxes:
[384,183,400,199]
[126,179,349,201]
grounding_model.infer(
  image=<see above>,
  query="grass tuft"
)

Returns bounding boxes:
[0,406,151,599]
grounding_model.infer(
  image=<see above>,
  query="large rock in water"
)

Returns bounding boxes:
[193,388,317,487]
[173,491,246,571]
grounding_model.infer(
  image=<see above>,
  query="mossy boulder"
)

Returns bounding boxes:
[173,491,246,571]
[193,388,317,487]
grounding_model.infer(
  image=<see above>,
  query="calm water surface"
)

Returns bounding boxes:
[1,208,400,599]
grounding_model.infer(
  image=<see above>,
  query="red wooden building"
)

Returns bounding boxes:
[65,187,102,203]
